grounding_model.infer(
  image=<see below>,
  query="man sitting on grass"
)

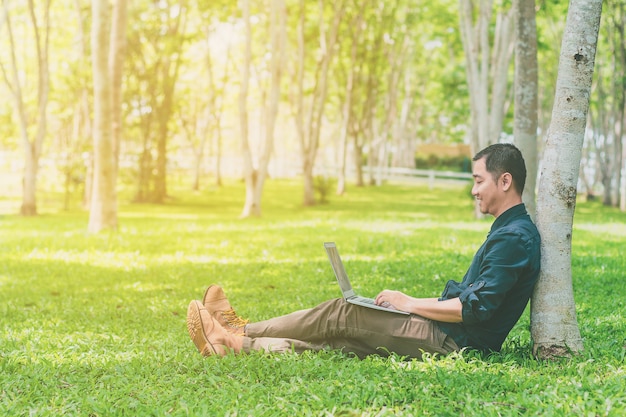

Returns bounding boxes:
[186,143,541,359]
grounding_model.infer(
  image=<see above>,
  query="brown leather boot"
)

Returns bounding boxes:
[202,285,249,335]
[186,300,242,356]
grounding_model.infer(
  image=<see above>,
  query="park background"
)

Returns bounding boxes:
[1,0,625,415]
[1,0,625,217]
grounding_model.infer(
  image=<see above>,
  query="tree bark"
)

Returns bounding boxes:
[591,2,626,208]
[153,19,185,203]
[1,0,51,216]
[128,0,186,204]
[514,0,539,219]
[489,8,515,142]
[240,0,285,218]
[609,5,625,209]
[109,0,127,176]
[392,72,419,169]
[372,26,407,186]
[205,33,233,189]
[459,0,514,153]
[294,0,345,206]
[69,0,93,209]
[238,0,255,216]
[531,0,603,359]
[336,8,363,196]
[88,0,118,232]
[590,71,616,206]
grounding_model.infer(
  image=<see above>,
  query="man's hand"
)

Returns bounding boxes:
[375,290,464,323]
[374,290,412,312]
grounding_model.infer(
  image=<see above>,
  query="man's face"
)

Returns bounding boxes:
[471,157,502,216]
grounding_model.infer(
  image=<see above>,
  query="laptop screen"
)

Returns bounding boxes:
[324,242,355,298]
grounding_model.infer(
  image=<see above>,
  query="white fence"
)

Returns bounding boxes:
[316,165,472,188]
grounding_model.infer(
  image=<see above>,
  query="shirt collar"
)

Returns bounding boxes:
[489,203,527,234]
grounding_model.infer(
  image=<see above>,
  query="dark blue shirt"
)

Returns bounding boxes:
[436,203,541,353]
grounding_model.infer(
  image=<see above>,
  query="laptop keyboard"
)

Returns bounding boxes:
[354,296,376,305]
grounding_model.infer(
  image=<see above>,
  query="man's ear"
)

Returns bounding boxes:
[500,172,513,191]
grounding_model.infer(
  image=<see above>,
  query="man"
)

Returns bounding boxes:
[186,143,541,359]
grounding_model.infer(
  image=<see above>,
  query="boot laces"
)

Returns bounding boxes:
[221,309,249,328]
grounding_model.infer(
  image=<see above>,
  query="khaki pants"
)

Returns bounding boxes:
[242,298,459,359]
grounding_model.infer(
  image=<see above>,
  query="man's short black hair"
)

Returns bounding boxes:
[473,143,527,195]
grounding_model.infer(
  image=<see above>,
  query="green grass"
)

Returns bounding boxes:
[1,179,625,416]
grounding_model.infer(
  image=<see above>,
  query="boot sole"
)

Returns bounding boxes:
[187,301,216,356]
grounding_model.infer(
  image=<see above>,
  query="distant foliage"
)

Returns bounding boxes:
[314,176,336,204]
[414,154,472,172]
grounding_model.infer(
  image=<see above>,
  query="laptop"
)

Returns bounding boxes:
[324,242,410,315]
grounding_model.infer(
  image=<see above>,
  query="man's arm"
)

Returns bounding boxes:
[375,290,463,323]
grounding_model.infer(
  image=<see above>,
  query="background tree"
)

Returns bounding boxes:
[238,0,252,213]
[292,0,345,206]
[331,1,463,192]
[239,0,286,218]
[531,0,603,359]
[459,0,515,154]
[57,0,92,210]
[204,24,234,189]
[585,0,625,208]
[109,0,127,183]
[513,0,538,218]
[368,4,414,186]
[126,0,188,203]
[1,0,51,216]
[175,11,235,192]
[534,1,566,139]
[88,0,127,233]
[334,2,363,196]
[2,0,626,228]
[342,2,387,188]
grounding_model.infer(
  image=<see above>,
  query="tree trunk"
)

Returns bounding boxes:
[109,0,127,176]
[89,0,118,233]
[609,18,624,209]
[531,0,603,359]
[69,0,92,210]
[214,127,223,188]
[353,142,364,187]
[154,114,168,202]
[590,67,618,206]
[354,64,377,188]
[392,73,419,169]
[238,0,257,216]
[372,28,406,186]
[459,0,515,153]
[205,33,233,190]
[136,133,152,202]
[489,9,515,142]
[336,9,363,196]
[21,147,38,216]
[459,0,491,153]
[240,0,285,218]
[294,0,345,206]
[1,0,51,216]
[128,0,184,203]
[153,49,182,203]
[597,2,626,208]
[460,0,515,220]
[514,0,539,219]
[192,143,203,192]
[619,128,625,210]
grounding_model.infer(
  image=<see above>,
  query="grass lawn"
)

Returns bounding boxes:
[1,179,624,416]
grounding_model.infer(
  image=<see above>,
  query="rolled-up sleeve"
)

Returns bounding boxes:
[461,231,530,325]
